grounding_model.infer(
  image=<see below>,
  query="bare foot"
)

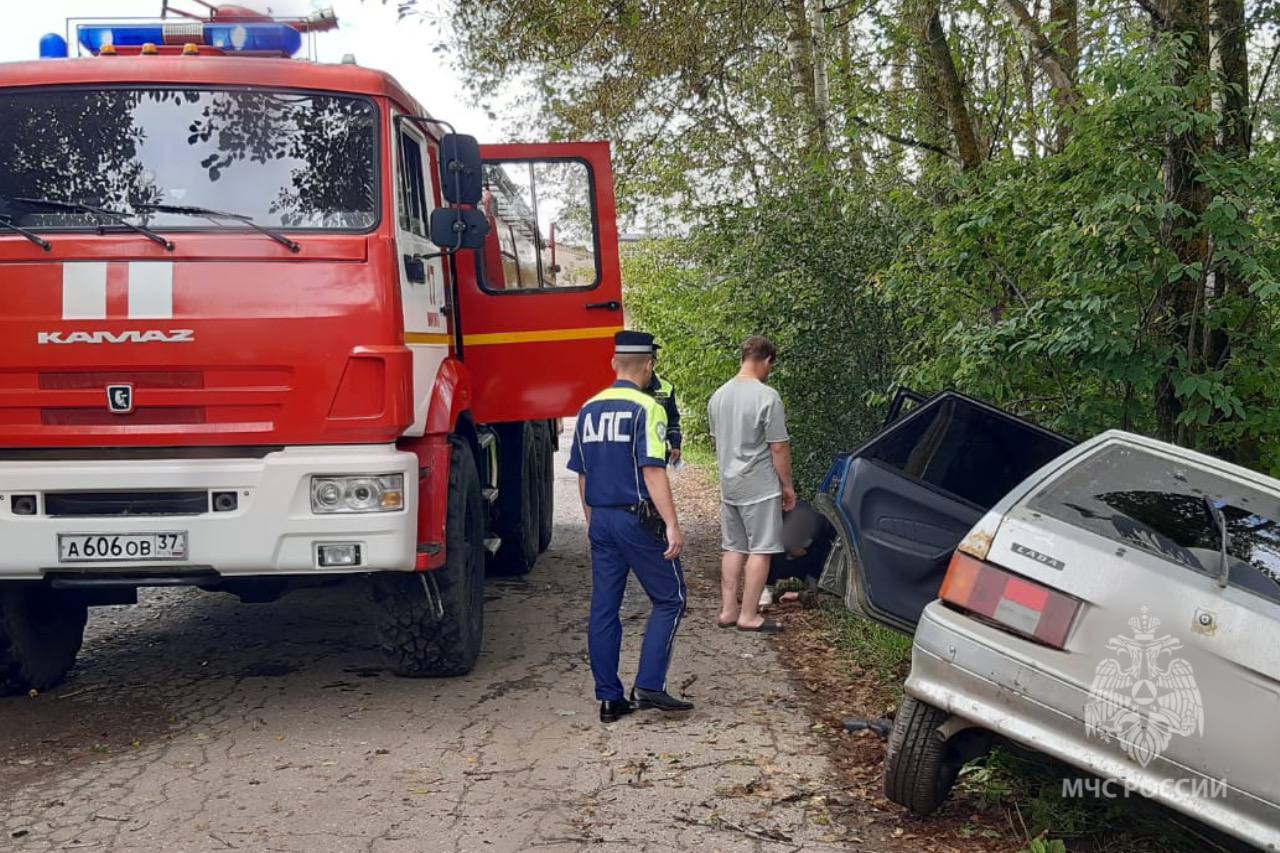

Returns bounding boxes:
[716,612,739,627]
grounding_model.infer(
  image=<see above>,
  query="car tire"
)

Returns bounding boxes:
[884,695,961,816]
[0,584,88,696]
[535,423,554,554]
[373,436,485,677]
[489,424,540,576]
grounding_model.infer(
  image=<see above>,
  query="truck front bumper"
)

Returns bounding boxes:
[0,445,418,580]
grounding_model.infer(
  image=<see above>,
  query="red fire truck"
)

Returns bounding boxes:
[0,7,624,693]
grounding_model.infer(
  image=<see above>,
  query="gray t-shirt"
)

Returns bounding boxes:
[708,378,789,505]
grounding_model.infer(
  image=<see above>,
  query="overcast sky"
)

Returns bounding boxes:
[1,0,503,140]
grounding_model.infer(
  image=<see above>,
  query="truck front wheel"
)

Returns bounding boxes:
[0,583,88,696]
[373,435,485,677]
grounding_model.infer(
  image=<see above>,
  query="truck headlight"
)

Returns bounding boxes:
[310,475,404,514]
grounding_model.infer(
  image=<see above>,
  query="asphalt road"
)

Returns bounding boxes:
[0,445,864,853]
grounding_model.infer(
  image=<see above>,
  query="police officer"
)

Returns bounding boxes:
[646,366,682,465]
[568,331,694,723]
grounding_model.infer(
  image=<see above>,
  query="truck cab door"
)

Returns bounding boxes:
[451,142,624,424]
[824,392,1075,633]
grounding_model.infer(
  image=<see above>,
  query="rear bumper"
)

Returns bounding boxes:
[908,603,1280,852]
[0,445,417,579]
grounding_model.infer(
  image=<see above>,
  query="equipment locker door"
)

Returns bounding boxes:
[454,142,624,424]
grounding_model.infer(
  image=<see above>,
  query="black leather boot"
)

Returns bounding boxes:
[632,687,695,713]
[600,698,637,723]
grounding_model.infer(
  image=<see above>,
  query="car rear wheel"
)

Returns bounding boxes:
[884,696,962,816]
[0,583,88,696]
[373,435,486,677]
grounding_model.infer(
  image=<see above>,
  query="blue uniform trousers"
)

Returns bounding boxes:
[587,507,687,701]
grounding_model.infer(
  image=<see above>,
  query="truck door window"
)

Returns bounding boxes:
[397,129,429,236]
[479,159,599,292]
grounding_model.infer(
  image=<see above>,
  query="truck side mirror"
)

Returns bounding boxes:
[430,207,490,251]
[439,134,483,205]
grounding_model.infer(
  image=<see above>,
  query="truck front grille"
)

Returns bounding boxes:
[44,490,209,517]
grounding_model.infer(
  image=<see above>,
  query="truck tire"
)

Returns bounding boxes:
[489,423,539,576]
[535,422,554,553]
[0,584,88,696]
[373,436,485,677]
[883,696,962,816]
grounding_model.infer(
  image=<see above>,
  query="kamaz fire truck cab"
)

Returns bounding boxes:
[0,8,624,693]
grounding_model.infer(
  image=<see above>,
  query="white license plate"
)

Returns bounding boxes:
[58,532,188,563]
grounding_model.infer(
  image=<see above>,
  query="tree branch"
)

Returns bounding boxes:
[848,115,963,162]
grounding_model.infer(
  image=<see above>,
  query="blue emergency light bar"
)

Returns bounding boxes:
[75,22,302,56]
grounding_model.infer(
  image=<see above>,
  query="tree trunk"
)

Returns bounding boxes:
[810,0,833,154]
[783,0,822,155]
[922,2,983,170]
[1205,0,1250,371]
[837,19,870,174]
[1048,0,1078,148]
[996,0,1082,149]
[1153,0,1213,444]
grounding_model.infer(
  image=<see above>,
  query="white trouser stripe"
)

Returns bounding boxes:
[127,262,173,319]
[62,262,107,320]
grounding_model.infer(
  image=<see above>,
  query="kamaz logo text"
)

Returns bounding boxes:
[37,330,195,345]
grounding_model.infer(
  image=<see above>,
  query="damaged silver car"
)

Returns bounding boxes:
[818,391,1280,851]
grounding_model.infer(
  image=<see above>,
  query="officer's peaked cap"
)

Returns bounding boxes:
[615,330,660,356]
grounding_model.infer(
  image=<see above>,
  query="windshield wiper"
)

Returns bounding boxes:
[15,197,173,251]
[1204,497,1231,589]
[134,204,300,253]
[0,216,51,251]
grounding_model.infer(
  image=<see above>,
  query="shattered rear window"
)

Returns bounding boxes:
[1028,444,1280,603]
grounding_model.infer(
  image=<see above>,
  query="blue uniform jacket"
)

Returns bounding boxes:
[568,381,669,507]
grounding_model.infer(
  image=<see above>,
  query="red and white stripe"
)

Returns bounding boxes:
[62,262,174,320]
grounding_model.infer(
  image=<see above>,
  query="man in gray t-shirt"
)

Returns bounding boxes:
[707,336,796,633]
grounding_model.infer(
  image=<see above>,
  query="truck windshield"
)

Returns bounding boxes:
[0,87,377,232]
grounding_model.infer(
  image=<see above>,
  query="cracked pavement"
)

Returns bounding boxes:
[1,443,879,852]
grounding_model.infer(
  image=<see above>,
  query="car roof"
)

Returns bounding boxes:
[0,56,427,115]
[1086,429,1280,492]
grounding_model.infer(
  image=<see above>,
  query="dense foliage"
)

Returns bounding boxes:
[398,0,1280,484]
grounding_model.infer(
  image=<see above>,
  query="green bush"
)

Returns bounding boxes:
[625,181,904,491]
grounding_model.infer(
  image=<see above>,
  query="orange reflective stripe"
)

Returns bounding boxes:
[404,326,621,347]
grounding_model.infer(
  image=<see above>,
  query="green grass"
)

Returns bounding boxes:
[959,748,1241,852]
[676,440,720,487]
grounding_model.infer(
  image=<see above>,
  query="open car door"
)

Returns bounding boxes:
[817,392,1075,633]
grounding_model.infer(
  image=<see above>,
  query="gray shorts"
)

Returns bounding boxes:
[720,497,784,554]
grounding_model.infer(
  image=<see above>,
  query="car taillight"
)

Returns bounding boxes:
[939,551,1080,649]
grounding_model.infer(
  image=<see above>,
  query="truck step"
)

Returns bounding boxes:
[483,536,502,555]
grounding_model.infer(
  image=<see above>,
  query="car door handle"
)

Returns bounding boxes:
[586,300,621,311]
